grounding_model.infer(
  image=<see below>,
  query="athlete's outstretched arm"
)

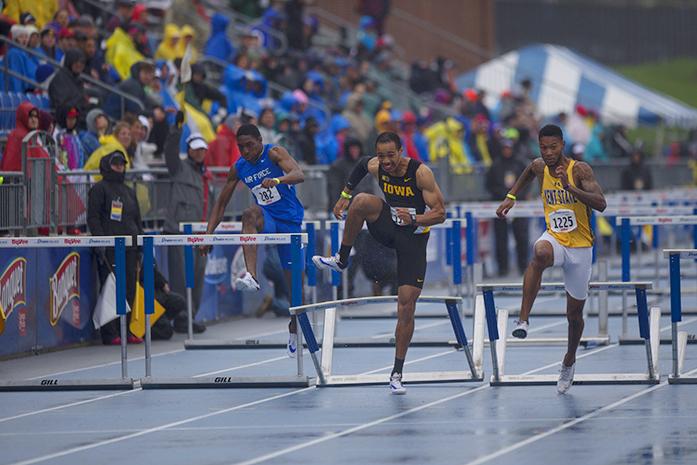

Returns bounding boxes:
[564,161,607,212]
[206,165,240,234]
[496,158,543,218]
[409,164,446,227]
[264,146,304,187]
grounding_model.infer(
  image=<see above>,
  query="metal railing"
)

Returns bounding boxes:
[0,35,144,118]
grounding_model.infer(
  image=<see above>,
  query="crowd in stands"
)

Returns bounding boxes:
[2,0,691,186]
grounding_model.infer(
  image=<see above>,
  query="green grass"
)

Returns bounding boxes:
[615,58,697,108]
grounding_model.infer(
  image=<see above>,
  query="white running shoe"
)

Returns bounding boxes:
[234,272,260,291]
[390,372,406,395]
[557,362,576,394]
[512,320,529,339]
[287,333,297,358]
[312,254,346,272]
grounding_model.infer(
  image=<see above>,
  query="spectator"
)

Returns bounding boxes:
[467,114,496,167]
[25,25,41,82]
[46,8,70,35]
[485,138,529,276]
[203,13,235,62]
[207,114,241,172]
[258,107,279,144]
[341,93,372,143]
[83,121,132,175]
[82,36,116,85]
[183,63,227,116]
[0,102,45,171]
[55,106,86,169]
[106,0,135,33]
[621,149,652,191]
[73,15,97,39]
[38,27,61,61]
[6,25,33,92]
[357,0,391,36]
[87,151,143,345]
[284,0,306,50]
[400,111,422,161]
[294,116,319,164]
[3,1,57,28]
[178,25,198,62]
[57,27,76,54]
[163,115,211,333]
[105,59,157,119]
[48,48,88,122]
[80,108,110,158]
[155,24,180,61]
[127,23,152,58]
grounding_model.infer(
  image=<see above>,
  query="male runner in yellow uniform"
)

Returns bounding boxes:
[496,124,607,393]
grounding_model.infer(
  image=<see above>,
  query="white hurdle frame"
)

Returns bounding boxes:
[665,249,697,384]
[289,295,484,386]
[137,233,314,389]
[478,281,661,386]
[178,221,323,350]
[0,236,135,392]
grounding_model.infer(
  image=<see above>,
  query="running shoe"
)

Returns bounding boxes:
[234,271,260,291]
[287,332,298,358]
[312,254,347,272]
[390,372,406,395]
[512,320,529,339]
[557,362,576,394]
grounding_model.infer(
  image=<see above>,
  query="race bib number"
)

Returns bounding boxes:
[549,209,577,233]
[110,199,123,222]
[390,207,415,227]
[251,184,281,206]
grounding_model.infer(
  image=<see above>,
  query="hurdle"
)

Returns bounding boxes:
[478,281,661,386]
[0,236,135,392]
[137,232,314,389]
[179,221,322,350]
[289,295,484,386]
[666,249,697,384]
[617,215,697,344]
[324,218,468,318]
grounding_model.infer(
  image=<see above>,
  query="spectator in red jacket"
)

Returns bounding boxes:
[0,102,48,171]
[206,115,241,174]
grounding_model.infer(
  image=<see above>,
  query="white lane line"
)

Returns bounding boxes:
[461,365,697,465]
[230,345,618,465]
[660,316,697,332]
[234,328,288,340]
[0,353,292,424]
[4,351,454,465]
[193,356,289,377]
[26,348,185,380]
[0,390,142,424]
[370,320,448,338]
[6,387,316,465]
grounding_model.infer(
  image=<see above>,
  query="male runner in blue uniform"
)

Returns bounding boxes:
[203,124,305,357]
[313,132,446,394]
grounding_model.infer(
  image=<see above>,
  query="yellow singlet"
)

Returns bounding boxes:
[541,160,593,248]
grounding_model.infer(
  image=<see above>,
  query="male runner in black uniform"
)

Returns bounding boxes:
[313,132,446,394]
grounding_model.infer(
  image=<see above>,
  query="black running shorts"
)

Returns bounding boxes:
[366,201,429,289]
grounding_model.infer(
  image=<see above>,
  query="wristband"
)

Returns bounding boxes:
[272,178,281,186]
[340,191,352,200]
[506,193,517,201]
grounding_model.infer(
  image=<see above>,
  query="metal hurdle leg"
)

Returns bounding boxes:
[634,286,656,380]
[445,299,479,378]
[482,289,500,383]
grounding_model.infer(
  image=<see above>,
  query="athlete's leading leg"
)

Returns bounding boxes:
[240,206,265,278]
[338,193,384,263]
[519,240,554,322]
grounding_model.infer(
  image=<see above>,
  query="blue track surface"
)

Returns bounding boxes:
[1,292,697,465]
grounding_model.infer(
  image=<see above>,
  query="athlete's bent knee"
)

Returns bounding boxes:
[531,244,553,269]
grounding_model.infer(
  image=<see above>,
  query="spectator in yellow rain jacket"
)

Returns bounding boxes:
[3,0,57,28]
[155,24,181,61]
[83,122,133,178]
[177,24,199,62]
[424,117,472,174]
